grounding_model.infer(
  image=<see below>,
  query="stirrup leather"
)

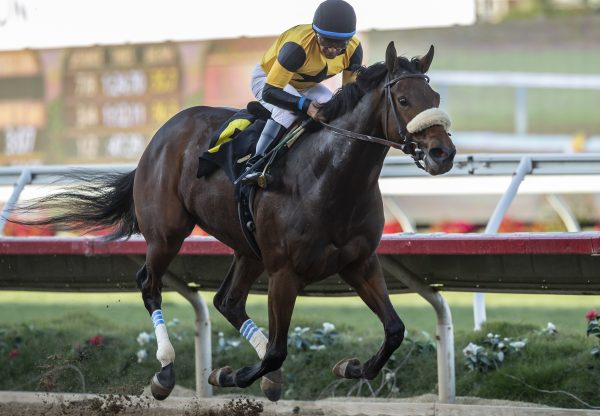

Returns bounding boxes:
[238,119,312,188]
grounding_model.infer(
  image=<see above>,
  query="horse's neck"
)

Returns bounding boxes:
[316,92,389,185]
[332,91,383,137]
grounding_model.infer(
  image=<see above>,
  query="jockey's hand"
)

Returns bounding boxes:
[307,101,324,122]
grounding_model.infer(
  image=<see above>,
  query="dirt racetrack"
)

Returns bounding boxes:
[1,391,599,416]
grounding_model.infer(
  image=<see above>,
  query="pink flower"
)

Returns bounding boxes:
[89,335,105,346]
[586,309,598,321]
[8,348,19,359]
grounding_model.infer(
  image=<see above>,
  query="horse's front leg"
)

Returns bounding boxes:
[136,242,182,400]
[209,254,284,401]
[212,270,300,390]
[335,254,405,380]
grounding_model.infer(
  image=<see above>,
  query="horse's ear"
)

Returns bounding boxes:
[385,41,397,74]
[417,45,435,74]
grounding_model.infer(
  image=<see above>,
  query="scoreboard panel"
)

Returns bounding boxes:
[0,51,45,165]
[62,44,182,162]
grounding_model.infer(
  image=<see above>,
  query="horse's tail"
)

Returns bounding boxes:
[8,170,139,240]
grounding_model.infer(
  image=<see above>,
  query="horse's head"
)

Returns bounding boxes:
[382,42,455,175]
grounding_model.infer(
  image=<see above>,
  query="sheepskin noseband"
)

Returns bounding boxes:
[406,108,451,134]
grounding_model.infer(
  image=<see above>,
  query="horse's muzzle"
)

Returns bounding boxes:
[424,139,456,176]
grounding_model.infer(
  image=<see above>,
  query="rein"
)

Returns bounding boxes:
[320,72,432,170]
[319,121,407,150]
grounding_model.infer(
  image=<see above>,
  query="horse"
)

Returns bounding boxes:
[12,41,455,402]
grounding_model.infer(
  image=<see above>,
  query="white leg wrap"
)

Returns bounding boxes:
[152,310,175,367]
[240,319,268,359]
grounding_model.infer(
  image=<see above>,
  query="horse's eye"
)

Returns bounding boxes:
[398,97,409,107]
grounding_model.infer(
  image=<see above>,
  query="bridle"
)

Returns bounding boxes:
[320,71,432,170]
[384,72,430,167]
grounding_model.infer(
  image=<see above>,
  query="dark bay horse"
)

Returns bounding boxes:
[14,42,455,401]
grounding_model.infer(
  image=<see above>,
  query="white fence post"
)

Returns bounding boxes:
[0,169,32,235]
[473,156,533,330]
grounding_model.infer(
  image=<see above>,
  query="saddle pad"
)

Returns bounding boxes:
[197,111,266,182]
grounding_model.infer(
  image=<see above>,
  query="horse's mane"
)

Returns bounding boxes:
[318,56,421,122]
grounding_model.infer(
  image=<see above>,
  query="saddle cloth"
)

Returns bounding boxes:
[197,102,270,182]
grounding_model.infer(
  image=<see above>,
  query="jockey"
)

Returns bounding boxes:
[243,0,363,184]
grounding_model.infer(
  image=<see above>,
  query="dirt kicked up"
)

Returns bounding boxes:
[1,391,590,416]
[0,394,268,416]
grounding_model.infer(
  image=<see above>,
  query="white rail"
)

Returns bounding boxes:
[1,154,600,185]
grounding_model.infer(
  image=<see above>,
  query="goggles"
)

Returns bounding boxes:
[316,35,350,52]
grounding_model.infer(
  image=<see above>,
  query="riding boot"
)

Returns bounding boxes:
[240,119,286,185]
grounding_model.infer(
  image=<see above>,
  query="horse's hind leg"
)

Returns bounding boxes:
[210,254,284,401]
[334,255,405,380]
[136,235,190,400]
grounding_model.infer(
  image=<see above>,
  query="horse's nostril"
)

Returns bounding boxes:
[429,147,447,160]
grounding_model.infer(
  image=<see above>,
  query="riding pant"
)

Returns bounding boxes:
[251,64,333,128]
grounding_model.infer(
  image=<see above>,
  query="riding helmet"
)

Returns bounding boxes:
[312,0,356,40]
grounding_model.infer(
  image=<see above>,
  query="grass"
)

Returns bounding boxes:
[442,87,600,135]
[455,322,600,408]
[434,50,600,74]
[1,291,599,408]
[0,291,595,336]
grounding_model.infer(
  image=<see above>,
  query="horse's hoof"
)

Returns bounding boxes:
[260,369,283,402]
[151,363,175,400]
[208,366,235,387]
[332,358,362,379]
